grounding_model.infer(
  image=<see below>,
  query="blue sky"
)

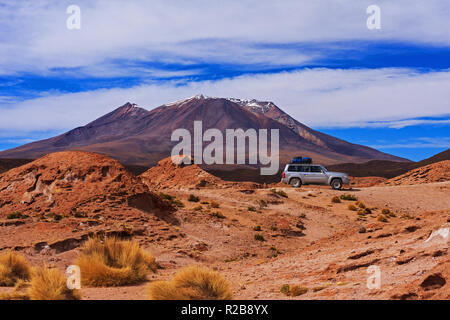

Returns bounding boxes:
[0,0,449,161]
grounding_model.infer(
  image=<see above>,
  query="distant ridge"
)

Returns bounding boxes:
[327,149,450,178]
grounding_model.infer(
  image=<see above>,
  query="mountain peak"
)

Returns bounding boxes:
[117,102,144,111]
[113,102,147,115]
[87,102,149,128]
[227,98,276,114]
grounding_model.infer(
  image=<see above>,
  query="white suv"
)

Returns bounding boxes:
[281,164,349,190]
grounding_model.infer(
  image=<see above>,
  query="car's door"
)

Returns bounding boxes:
[299,165,312,183]
[309,166,328,184]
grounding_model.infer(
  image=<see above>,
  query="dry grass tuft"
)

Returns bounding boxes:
[188,194,200,202]
[331,196,341,203]
[28,265,81,300]
[356,201,366,209]
[280,284,308,296]
[148,266,232,300]
[210,201,220,208]
[76,237,157,287]
[289,285,308,296]
[0,251,32,287]
[348,204,357,211]
[254,234,265,242]
[340,194,358,201]
[271,189,288,198]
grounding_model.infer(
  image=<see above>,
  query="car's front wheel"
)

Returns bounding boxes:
[289,178,302,188]
[331,178,343,190]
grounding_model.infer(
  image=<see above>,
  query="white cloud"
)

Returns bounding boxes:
[0,0,449,75]
[1,68,449,134]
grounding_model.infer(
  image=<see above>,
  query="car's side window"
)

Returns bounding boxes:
[300,166,310,172]
[311,166,322,173]
[288,165,298,172]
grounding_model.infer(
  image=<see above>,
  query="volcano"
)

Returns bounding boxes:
[0,95,408,168]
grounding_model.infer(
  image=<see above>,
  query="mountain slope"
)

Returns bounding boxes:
[0,95,408,167]
[230,98,406,161]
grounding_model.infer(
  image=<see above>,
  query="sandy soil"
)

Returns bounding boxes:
[0,153,448,300]
[1,181,448,300]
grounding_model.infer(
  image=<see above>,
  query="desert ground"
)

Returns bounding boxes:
[0,152,448,300]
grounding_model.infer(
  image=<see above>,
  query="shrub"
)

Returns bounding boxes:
[290,285,308,296]
[52,214,63,221]
[210,201,220,209]
[348,204,357,211]
[269,247,282,257]
[253,226,262,231]
[172,199,185,208]
[0,251,31,286]
[357,207,372,216]
[28,266,81,300]
[377,214,388,223]
[356,201,366,209]
[271,189,288,198]
[0,280,30,300]
[248,206,257,212]
[159,193,174,201]
[147,266,232,300]
[381,208,390,215]
[188,195,200,202]
[256,199,268,209]
[210,212,225,219]
[312,285,326,292]
[6,212,25,220]
[193,205,203,211]
[160,193,184,208]
[75,237,157,287]
[254,234,265,242]
[331,196,341,203]
[280,284,308,296]
[401,213,414,220]
[340,194,357,201]
[280,284,290,295]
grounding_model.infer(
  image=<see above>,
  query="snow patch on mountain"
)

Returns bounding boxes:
[163,94,277,113]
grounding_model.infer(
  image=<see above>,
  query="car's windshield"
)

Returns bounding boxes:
[321,166,328,172]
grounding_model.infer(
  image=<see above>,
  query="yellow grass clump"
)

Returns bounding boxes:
[0,251,31,287]
[331,196,341,203]
[280,284,308,297]
[28,265,81,300]
[148,266,232,300]
[289,285,308,296]
[76,237,157,287]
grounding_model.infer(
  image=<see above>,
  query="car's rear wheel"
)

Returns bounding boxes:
[331,178,343,190]
[289,178,302,188]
